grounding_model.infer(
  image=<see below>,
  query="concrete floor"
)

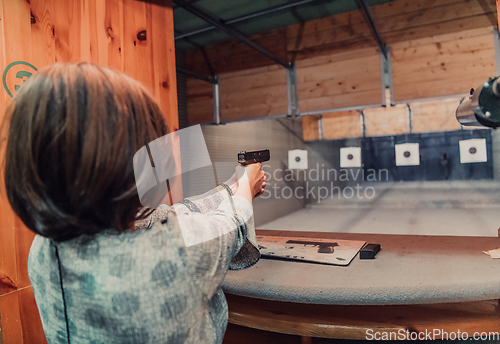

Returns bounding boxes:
[260,181,500,237]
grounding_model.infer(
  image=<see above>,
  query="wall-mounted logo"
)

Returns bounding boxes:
[2,61,37,98]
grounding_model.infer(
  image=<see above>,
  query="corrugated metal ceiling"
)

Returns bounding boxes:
[173,0,396,50]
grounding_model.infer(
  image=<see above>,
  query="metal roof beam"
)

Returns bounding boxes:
[173,0,291,69]
[176,66,216,84]
[175,0,316,41]
[358,0,388,58]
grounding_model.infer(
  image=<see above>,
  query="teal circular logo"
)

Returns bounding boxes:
[2,61,37,98]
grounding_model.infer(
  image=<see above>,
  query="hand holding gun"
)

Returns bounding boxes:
[229,149,270,201]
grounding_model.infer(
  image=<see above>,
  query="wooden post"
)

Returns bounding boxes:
[0,1,179,343]
[497,0,500,29]
[300,336,313,344]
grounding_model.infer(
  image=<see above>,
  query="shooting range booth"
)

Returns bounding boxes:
[2,0,500,343]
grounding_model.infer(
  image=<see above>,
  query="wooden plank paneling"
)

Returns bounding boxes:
[379,0,496,44]
[286,0,462,41]
[391,27,496,102]
[18,0,55,296]
[150,1,182,203]
[182,0,496,78]
[286,10,375,60]
[370,0,461,18]
[104,0,124,70]
[79,0,91,62]
[296,48,382,114]
[122,0,153,90]
[0,209,17,296]
[17,287,45,344]
[387,26,494,50]
[364,104,410,137]
[0,0,32,300]
[53,0,83,62]
[322,111,362,140]
[410,98,463,133]
[185,28,287,76]
[184,0,496,129]
[286,0,496,62]
[0,1,179,343]
[151,1,178,132]
[89,0,108,65]
[187,77,213,125]
[391,30,494,62]
[303,96,466,140]
[0,292,23,344]
[14,220,36,289]
[302,115,320,141]
[30,0,56,68]
[0,287,44,344]
[219,65,288,121]
[303,110,363,142]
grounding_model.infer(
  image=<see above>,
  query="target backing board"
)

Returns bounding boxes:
[459,138,487,163]
[340,147,361,168]
[395,143,420,166]
[288,149,308,169]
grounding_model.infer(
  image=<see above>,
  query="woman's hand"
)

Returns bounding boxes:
[253,165,267,198]
[230,163,267,203]
[244,163,267,198]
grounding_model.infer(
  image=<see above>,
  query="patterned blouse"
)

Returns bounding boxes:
[28,188,260,344]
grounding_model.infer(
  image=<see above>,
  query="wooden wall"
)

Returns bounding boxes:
[0,1,178,343]
[302,94,464,140]
[410,98,462,133]
[323,111,363,140]
[294,0,496,140]
[185,28,287,76]
[183,0,496,139]
[220,65,288,121]
[186,39,383,125]
[187,64,289,125]
[296,48,382,114]
[302,115,320,141]
[391,27,496,102]
[364,104,410,137]
[187,76,213,125]
[290,0,497,104]
[301,110,363,142]
[185,0,496,74]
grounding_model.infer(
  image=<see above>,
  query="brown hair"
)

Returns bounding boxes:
[3,63,168,242]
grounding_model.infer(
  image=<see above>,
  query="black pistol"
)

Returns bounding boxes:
[238,149,270,165]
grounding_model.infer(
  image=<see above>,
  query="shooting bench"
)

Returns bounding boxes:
[222,230,500,342]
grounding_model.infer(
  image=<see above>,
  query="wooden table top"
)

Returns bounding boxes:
[222,230,500,305]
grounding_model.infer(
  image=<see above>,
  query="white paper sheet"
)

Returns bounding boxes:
[340,147,362,168]
[288,149,308,169]
[395,143,420,166]
[257,236,366,266]
[459,138,487,163]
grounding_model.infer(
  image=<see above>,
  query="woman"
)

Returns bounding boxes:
[3,63,266,343]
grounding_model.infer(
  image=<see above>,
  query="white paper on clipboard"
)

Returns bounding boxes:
[257,236,366,266]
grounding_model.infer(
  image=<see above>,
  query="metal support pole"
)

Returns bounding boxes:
[358,0,388,59]
[407,104,412,133]
[379,48,387,107]
[287,63,299,117]
[360,110,366,137]
[494,27,500,76]
[386,46,395,106]
[177,66,215,84]
[318,115,324,140]
[173,0,291,70]
[212,76,221,125]
[175,0,316,40]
